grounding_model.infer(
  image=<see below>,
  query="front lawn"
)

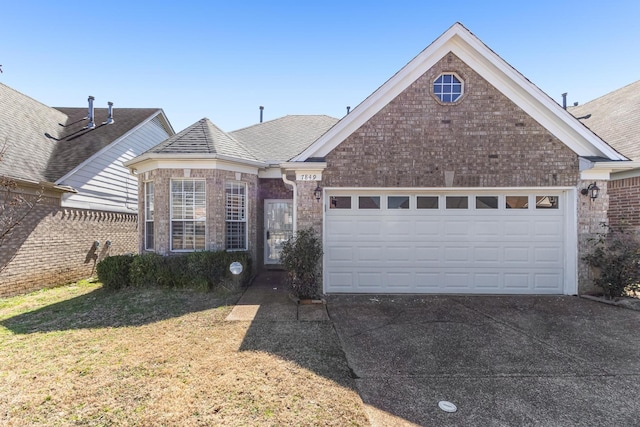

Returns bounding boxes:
[0,281,367,426]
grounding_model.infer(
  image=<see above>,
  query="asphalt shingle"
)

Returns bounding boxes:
[569,80,640,161]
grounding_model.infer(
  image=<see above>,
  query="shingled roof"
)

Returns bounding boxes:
[569,80,640,161]
[0,82,167,183]
[148,118,259,162]
[0,83,67,183]
[230,115,339,162]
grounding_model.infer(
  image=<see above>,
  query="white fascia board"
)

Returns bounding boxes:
[129,157,261,175]
[258,167,285,178]
[294,23,625,162]
[279,162,327,170]
[580,161,640,180]
[450,32,625,160]
[56,110,166,186]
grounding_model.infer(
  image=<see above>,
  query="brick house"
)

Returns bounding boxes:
[126,23,636,295]
[0,84,174,296]
[569,81,640,230]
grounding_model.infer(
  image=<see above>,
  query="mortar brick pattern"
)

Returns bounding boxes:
[322,53,579,188]
[0,195,137,297]
[608,177,640,227]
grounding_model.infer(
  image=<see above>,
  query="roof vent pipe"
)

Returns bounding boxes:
[87,96,96,129]
[561,92,567,110]
[259,106,264,123]
[104,101,115,125]
[346,106,351,115]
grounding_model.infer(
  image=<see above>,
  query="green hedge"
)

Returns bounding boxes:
[97,251,252,292]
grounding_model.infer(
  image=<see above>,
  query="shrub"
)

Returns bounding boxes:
[96,255,133,290]
[126,251,252,291]
[280,228,323,299]
[583,223,640,299]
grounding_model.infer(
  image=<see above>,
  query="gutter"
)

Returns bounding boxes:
[281,173,297,234]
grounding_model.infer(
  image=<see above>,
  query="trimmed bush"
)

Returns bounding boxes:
[96,255,133,290]
[100,251,252,292]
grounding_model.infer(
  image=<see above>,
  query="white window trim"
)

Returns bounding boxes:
[170,178,207,252]
[144,181,155,251]
[225,181,248,251]
[433,72,464,103]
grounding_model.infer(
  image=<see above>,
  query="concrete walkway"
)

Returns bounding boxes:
[225,270,329,322]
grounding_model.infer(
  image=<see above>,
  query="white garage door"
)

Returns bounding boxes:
[324,191,569,295]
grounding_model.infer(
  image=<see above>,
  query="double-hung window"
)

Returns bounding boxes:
[171,179,206,251]
[144,181,154,250]
[225,182,247,250]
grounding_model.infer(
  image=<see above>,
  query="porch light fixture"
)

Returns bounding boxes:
[313,185,322,201]
[581,182,600,200]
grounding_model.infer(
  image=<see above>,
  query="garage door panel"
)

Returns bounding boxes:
[325,191,567,295]
[444,272,472,288]
[504,273,530,289]
[474,220,502,236]
[387,246,414,262]
[415,246,442,263]
[474,246,501,263]
[503,221,531,237]
[387,272,413,289]
[445,221,470,236]
[327,246,354,263]
[474,273,501,289]
[415,220,441,236]
[534,247,562,264]
[357,245,384,262]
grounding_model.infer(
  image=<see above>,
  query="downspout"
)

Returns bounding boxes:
[281,173,297,234]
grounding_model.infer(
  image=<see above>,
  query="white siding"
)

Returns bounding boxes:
[59,116,171,213]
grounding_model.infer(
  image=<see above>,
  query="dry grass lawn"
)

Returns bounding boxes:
[0,281,368,426]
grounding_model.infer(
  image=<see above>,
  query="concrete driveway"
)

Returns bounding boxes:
[327,295,640,426]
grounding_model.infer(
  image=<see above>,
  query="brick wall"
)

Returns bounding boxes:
[577,180,609,293]
[138,169,259,270]
[0,193,137,297]
[322,53,579,188]
[608,177,640,227]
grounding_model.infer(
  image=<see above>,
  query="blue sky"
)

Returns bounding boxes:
[1,1,638,132]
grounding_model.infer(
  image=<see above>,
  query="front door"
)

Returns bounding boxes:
[264,199,294,264]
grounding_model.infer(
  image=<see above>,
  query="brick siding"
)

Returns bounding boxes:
[608,177,640,227]
[322,53,579,188]
[0,193,137,297]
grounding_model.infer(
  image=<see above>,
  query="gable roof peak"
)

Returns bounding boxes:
[292,22,626,162]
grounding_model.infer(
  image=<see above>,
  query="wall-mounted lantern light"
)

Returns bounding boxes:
[581,182,600,200]
[314,185,322,202]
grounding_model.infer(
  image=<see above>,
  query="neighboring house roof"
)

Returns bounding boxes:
[569,80,640,161]
[147,118,260,162]
[50,107,167,182]
[0,83,68,183]
[230,115,339,163]
[0,82,172,184]
[293,22,626,162]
